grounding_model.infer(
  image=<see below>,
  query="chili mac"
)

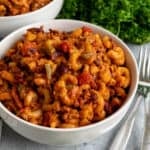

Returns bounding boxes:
[0,0,52,16]
[0,26,131,128]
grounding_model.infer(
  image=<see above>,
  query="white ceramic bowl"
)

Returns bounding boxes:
[0,19,138,146]
[0,0,63,37]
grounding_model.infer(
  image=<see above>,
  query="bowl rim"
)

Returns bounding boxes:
[0,19,139,132]
[0,0,59,20]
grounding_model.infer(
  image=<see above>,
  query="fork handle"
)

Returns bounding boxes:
[109,95,143,150]
[0,118,2,141]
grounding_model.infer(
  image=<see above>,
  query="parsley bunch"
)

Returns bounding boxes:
[58,0,150,44]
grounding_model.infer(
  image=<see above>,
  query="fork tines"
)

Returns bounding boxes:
[138,47,150,82]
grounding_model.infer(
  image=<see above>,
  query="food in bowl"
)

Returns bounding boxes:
[0,25,131,128]
[0,0,53,16]
[0,20,138,145]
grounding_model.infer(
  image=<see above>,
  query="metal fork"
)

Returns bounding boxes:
[0,119,2,141]
[110,46,150,150]
[0,38,2,141]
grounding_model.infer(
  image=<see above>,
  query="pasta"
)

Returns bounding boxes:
[0,0,52,16]
[0,26,131,128]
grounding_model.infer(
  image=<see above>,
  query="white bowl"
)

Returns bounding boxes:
[0,19,139,146]
[0,0,63,37]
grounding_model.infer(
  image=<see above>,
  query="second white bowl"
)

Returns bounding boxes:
[0,0,63,38]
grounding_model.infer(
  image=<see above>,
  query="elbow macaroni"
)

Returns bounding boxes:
[0,26,131,128]
[0,0,52,16]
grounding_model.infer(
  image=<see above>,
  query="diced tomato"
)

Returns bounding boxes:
[22,42,37,56]
[59,41,70,53]
[82,26,92,33]
[78,72,94,85]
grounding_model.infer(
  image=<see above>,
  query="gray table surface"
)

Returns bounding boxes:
[0,43,149,150]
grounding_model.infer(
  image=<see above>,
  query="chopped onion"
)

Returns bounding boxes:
[81,52,94,59]
[45,64,52,80]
